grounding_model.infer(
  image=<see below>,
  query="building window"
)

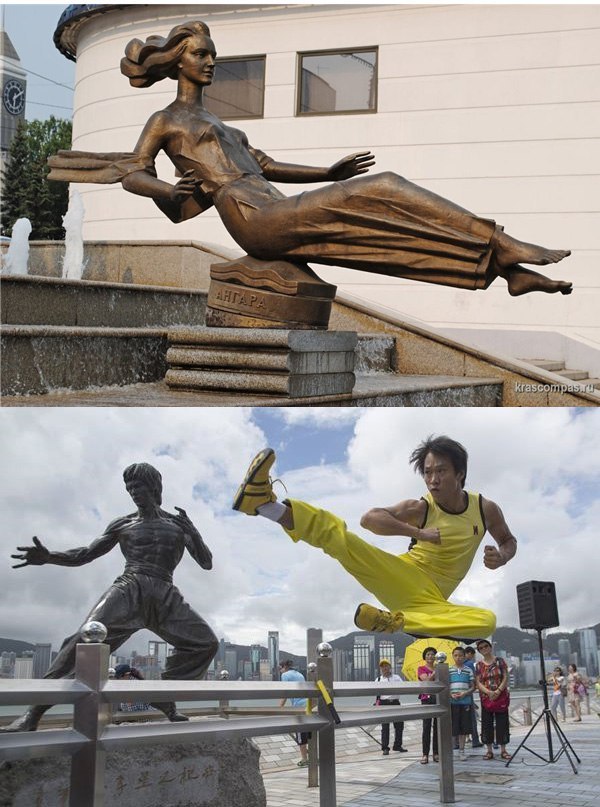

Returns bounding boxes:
[297,48,377,116]
[205,56,265,119]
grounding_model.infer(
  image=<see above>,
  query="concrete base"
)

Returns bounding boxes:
[165,328,357,397]
[0,737,266,807]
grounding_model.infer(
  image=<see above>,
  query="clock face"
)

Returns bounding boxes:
[3,79,26,115]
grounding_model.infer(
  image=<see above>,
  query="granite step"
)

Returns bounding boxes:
[0,274,206,328]
[0,375,503,407]
[1,325,168,396]
[1,324,392,398]
[165,327,358,398]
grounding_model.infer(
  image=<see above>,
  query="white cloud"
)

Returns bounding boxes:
[1,408,598,658]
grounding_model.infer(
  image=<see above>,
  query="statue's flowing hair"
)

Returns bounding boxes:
[120,21,211,88]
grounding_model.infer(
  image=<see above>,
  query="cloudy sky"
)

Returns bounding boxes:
[1,407,598,657]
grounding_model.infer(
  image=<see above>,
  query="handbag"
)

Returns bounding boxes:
[481,689,510,713]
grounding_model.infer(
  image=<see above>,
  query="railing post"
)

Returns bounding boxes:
[69,621,110,807]
[306,628,322,788]
[316,642,336,807]
[218,669,230,717]
[524,696,532,725]
[435,662,455,804]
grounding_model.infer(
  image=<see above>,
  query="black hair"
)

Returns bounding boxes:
[464,646,475,654]
[422,646,437,659]
[409,435,468,486]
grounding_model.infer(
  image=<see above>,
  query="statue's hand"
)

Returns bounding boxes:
[170,169,201,203]
[11,536,50,568]
[328,151,375,181]
[173,506,194,529]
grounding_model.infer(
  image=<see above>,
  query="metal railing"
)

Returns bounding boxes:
[0,640,456,807]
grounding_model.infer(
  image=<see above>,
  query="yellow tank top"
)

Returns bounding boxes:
[404,490,486,598]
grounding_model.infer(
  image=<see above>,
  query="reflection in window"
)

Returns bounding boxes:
[298,49,377,115]
[205,57,265,119]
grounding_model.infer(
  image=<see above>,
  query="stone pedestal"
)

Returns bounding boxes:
[0,738,266,807]
[166,328,357,398]
[205,256,337,329]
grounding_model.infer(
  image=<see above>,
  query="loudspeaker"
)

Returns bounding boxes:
[516,581,559,630]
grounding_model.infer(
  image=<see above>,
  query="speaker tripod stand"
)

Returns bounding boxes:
[506,628,580,773]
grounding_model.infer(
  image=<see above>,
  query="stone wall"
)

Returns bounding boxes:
[0,738,266,807]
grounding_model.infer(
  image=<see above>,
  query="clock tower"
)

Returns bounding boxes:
[0,26,27,178]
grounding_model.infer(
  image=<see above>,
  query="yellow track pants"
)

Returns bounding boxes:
[285,500,495,639]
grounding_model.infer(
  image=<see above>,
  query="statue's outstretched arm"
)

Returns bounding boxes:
[257,150,375,183]
[173,506,213,570]
[11,518,124,569]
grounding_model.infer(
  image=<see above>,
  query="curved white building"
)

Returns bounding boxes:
[54,3,600,366]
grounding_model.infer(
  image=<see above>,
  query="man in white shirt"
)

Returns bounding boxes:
[375,659,407,755]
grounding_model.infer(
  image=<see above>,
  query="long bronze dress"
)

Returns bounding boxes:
[49,112,499,291]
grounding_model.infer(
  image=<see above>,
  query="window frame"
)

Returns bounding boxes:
[296,46,379,117]
[204,54,266,121]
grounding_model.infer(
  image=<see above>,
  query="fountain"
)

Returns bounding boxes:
[1,218,32,275]
[62,190,85,279]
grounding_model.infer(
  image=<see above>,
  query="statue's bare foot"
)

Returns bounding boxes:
[504,265,573,297]
[494,230,570,267]
[0,710,41,732]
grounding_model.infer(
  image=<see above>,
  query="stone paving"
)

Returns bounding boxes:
[262,713,598,807]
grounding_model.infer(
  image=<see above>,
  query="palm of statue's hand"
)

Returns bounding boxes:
[11,536,49,568]
[329,151,376,181]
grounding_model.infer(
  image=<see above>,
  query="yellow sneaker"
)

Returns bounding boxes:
[354,603,404,634]
[232,448,277,515]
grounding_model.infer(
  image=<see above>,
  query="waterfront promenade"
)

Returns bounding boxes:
[263,713,598,807]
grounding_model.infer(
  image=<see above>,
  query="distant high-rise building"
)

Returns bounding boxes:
[268,631,279,680]
[353,642,371,681]
[259,659,271,680]
[33,643,52,677]
[13,656,33,679]
[353,634,375,680]
[250,643,262,677]
[148,640,168,671]
[379,640,395,672]
[332,649,351,681]
[577,628,598,676]
[306,628,323,669]
[0,651,15,678]
[557,639,571,668]
[224,646,238,678]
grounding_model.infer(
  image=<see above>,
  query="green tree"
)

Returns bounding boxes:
[1,116,72,240]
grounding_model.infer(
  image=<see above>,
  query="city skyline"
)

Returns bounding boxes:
[3,621,597,685]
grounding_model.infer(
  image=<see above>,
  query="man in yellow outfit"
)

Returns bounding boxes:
[233,436,517,640]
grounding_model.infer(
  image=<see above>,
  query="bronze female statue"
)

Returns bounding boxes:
[50,21,571,297]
